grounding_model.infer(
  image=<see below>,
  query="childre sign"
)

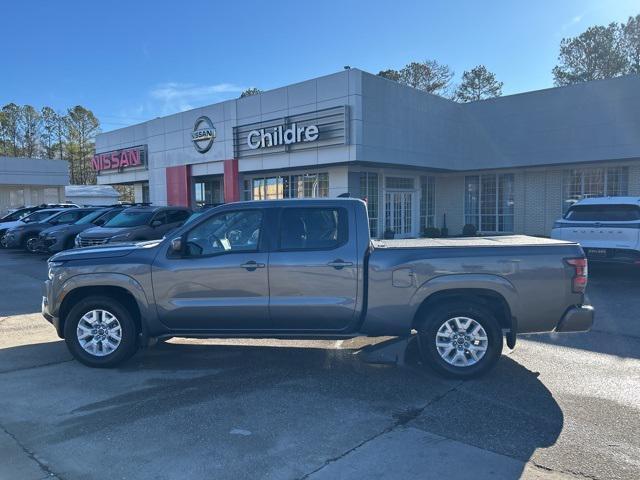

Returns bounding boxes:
[247,123,319,150]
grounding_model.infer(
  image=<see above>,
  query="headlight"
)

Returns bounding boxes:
[75,236,81,247]
[47,261,64,280]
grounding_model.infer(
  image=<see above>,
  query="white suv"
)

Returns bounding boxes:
[551,197,640,264]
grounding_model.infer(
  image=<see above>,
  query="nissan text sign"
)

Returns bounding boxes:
[92,146,147,172]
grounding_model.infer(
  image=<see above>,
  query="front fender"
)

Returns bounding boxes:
[55,273,153,332]
[409,273,520,324]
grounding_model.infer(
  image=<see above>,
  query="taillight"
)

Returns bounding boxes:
[565,257,588,293]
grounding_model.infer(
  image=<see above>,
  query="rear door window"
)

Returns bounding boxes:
[279,208,348,251]
[564,205,640,221]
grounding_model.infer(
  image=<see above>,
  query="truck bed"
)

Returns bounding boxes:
[372,235,574,249]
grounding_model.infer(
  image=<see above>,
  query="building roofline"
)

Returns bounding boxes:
[461,73,640,105]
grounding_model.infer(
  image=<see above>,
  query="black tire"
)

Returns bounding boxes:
[24,235,40,253]
[417,302,503,379]
[63,295,138,368]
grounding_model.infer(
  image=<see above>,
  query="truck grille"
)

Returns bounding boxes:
[79,237,108,247]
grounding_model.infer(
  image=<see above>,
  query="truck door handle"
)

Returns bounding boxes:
[327,259,353,269]
[240,261,265,271]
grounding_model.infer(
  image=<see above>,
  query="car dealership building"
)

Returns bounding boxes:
[94,69,640,237]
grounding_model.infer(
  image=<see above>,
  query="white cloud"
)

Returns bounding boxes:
[100,81,249,131]
[149,82,246,115]
[560,11,587,32]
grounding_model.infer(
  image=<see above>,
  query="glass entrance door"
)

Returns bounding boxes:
[193,176,223,207]
[385,191,413,238]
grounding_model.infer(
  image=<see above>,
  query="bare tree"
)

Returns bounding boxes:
[40,106,58,159]
[398,60,454,95]
[623,14,640,74]
[19,105,41,157]
[54,111,67,161]
[377,60,454,95]
[552,23,628,85]
[239,88,262,98]
[455,65,503,102]
[377,69,401,81]
[65,106,100,184]
[0,103,22,156]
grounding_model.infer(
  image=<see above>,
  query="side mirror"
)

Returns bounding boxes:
[151,220,162,227]
[170,237,183,254]
[94,218,106,226]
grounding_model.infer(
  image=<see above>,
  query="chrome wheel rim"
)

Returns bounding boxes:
[435,316,488,367]
[77,309,122,357]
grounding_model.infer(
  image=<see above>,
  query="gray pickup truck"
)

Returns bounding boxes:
[42,198,593,378]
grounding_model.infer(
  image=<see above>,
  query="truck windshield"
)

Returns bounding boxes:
[564,204,640,221]
[104,211,153,227]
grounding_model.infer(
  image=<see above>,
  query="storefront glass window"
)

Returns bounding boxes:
[464,174,514,233]
[359,172,379,237]
[562,167,628,212]
[420,176,436,233]
[385,177,414,189]
[244,173,329,201]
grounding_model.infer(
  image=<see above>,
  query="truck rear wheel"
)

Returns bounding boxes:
[417,302,503,379]
[63,295,138,368]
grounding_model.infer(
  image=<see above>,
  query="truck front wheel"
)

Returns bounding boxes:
[63,296,138,368]
[417,302,503,379]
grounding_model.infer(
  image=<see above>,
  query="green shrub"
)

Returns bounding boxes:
[422,227,441,238]
[462,224,478,237]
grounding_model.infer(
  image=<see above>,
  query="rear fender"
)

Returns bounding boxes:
[409,273,519,333]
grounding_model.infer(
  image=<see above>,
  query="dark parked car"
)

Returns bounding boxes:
[75,206,191,247]
[0,203,78,223]
[38,207,127,253]
[5,208,101,252]
[1,209,65,248]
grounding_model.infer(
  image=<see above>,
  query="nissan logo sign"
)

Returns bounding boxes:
[191,116,216,153]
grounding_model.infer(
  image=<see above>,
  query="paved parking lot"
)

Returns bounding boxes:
[0,248,639,480]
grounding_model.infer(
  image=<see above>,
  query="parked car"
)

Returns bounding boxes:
[0,209,65,248]
[43,199,593,377]
[38,207,127,253]
[74,206,191,247]
[551,197,640,264]
[0,203,78,223]
[5,208,101,252]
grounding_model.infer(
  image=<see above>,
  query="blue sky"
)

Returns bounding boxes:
[1,0,637,131]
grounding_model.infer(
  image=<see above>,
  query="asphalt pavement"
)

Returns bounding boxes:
[0,248,638,480]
